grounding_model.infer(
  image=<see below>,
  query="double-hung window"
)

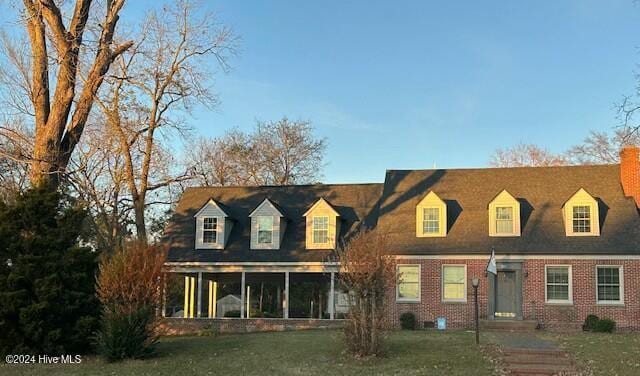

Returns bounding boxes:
[257,216,274,244]
[422,207,440,235]
[312,216,329,244]
[495,207,514,234]
[442,265,466,302]
[397,265,420,302]
[202,217,218,244]
[597,266,623,304]
[572,205,591,233]
[545,266,572,303]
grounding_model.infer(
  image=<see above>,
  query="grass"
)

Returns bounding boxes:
[0,330,493,376]
[554,332,640,376]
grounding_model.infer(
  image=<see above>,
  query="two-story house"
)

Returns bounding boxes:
[162,146,640,332]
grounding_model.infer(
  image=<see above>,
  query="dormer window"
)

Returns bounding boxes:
[423,208,440,234]
[249,198,286,250]
[488,190,520,237]
[495,207,514,235]
[257,216,274,244]
[194,199,231,249]
[202,217,218,244]
[304,198,341,249]
[572,205,591,233]
[563,188,600,237]
[312,216,329,244]
[416,191,447,237]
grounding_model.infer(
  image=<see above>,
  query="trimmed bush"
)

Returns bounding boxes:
[95,307,157,361]
[400,312,417,330]
[594,318,616,333]
[582,314,600,331]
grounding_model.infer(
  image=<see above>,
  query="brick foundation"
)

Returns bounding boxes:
[159,318,345,336]
[386,258,640,331]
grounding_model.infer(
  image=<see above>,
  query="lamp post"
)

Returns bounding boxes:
[471,277,480,345]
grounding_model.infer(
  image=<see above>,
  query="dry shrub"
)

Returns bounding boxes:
[336,228,394,357]
[95,243,167,361]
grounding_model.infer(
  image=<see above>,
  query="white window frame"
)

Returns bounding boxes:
[396,264,421,303]
[494,206,515,235]
[202,217,218,244]
[312,216,330,245]
[422,207,441,235]
[596,265,624,305]
[441,264,467,303]
[571,205,592,234]
[544,265,573,304]
[256,216,274,245]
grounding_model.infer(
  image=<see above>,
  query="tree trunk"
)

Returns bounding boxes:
[133,196,147,244]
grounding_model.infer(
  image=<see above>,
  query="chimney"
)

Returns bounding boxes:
[620,146,640,207]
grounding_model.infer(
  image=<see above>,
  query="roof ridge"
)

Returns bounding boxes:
[183,182,383,190]
[385,163,619,173]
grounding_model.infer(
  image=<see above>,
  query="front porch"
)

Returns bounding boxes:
[162,263,346,326]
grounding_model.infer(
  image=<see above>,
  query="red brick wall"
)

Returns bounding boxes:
[386,258,640,331]
[159,318,345,336]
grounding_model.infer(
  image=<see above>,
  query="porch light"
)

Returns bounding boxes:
[471,277,479,288]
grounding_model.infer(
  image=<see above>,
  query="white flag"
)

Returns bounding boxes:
[486,248,497,275]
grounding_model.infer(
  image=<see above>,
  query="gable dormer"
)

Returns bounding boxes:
[416,191,447,237]
[563,188,600,236]
[303,198,340,250]
[194,199,233,249]
[488,190,521,237]
[249,198,286,250]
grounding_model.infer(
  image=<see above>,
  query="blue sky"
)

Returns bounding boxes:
[2,1,640,183]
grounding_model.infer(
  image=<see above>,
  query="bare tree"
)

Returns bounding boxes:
[186,118,326,187]
[566,129,640,165]
[255,118,326,185]
[489,143,568,167]
[16,0,132,188]
[0,120,31,201]
[335,228,394,357]
[65,123,130,252]
[185,131,251,186]
[491,128,640,168]
[94,0,236,242]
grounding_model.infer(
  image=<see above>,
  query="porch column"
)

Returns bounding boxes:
[329,272,335,320]
[183,276,190,318]
[196,272,203,318]
[161,273,167,318]
[284,271,290,319]
[208,281,218,318]
[241,271,246,318]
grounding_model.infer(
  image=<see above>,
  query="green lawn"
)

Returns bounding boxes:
[555,332,640,376]
[0,330,493,376]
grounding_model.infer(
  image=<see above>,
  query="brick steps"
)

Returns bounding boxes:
[500,348,578,376]
[480,319,538,331]
[504,355,572,366]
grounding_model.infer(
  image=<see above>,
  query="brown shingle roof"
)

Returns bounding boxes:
[377,164,640,255]
[165,184,383,262]
[164,164,640,262]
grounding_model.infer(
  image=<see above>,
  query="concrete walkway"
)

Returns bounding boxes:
[483,331,580,376]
